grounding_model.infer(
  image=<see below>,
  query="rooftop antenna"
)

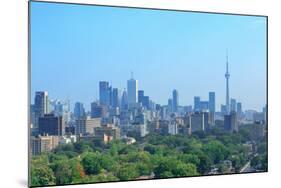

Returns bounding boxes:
[131,71,134,79]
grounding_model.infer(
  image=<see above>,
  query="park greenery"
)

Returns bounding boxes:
[31,127,267,187]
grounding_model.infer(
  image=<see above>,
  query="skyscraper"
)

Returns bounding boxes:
[168,98,173,112]
[74,102,85,119]
[202,112,209,130]
[221,104,227,115]
[190,112,205,132]
[127,73,138,108]
[225,52,230,114]
[51,99,71,123]
[121,89,128,110]
[142,96,150,109]
[137,90,150,109]
[112,88,119,108]
[230,98,237,112]
[108,85,112,107]
[208,92,215,113]
[172,89,179,112]
[34,91,49,129]
[91,102,107,118]
[138,90,144,104]
[237,102,242,118]
[200,101,209,111]
[99,81,111,106]
[224,111,238,132]
[237,102,242,113]
[194,96,201,112]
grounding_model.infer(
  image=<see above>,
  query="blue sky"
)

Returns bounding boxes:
[30,2,267,111]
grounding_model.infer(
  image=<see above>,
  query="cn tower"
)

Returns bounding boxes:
[225,51,230,114]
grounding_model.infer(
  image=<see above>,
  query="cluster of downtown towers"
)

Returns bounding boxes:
[30,57,253,138]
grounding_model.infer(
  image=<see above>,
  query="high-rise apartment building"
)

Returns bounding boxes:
[224,111,238,132]
[99,81,111,106]
[230,98,237,112]
[172,89,179,112]
[168,121,178,135]
[237,102,243,118]
[208,92,215,113]
[189,112,205,132]
[194,96,201,112]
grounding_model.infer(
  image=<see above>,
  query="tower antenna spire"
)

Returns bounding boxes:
[131,71,134,79]
[225,49,230,114]
[226,49,229,73]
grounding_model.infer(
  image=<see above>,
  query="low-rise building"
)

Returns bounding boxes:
[75,117,101,135]
[31,135,59,155]
[59,135,77,144]
[94,124,121,143]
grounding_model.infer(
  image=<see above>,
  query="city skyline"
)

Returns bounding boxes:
[31,77,265,113]
[29,2,268,186]
[31,2,267,111]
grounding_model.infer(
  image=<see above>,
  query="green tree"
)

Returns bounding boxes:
[54,161,72,185]
[81,152,102,175]
[197,154,212,174]
[177,154,200,166]
[74,142,93,153]
[116,163,140,180]
[144,144,158,155]
[31,165,56,186]
[100,154,116,171]
[136,162,153,176]
[52,159,85,185]
[54,143,75,153]
[48,153,68,163]
[81,172,119,183]
[182,138,202,154]
[172,162,198,177]
[154,157,198,178]
[202,140,228,163]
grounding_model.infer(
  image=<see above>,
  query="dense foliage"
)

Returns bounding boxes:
[31,128,267,186]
